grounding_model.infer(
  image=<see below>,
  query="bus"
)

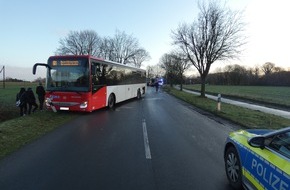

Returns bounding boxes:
[33,55,146,112]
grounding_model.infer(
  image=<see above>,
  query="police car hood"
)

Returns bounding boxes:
[245,129,274,136]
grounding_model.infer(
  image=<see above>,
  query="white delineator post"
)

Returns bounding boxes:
[217,94,221,111]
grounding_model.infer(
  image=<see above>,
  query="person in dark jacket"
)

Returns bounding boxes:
[36,82,45,110]
[26,87,38,114]
[155,77,159,92]
[16,87,27,116]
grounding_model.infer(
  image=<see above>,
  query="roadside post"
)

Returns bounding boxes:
[0,66,5,89]
[217,94,221,111]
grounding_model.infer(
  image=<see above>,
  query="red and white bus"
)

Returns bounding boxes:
[33,55,146,112]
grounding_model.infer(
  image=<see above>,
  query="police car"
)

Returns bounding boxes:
[224,127,290,190]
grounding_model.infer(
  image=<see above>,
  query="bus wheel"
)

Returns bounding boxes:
[108,94,115,109]
[137,89,141,99]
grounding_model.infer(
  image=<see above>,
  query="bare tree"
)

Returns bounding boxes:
[249,65,260,85]
[172,1,246,97]
[57,30,150,68]
[99,36,115,60]
[111,30,136,64]
[110,30,150,67]
[160,52,191,89]
[172,53,190,90]
[160,53,178,87]
[131,49,151,68]
[56,30,101,56]
[253,65,260,77]
[146,66,155,79]
[261,62,275,75]
[148,64,165,78]
[224,64,248,85]
[98,30,150,68]
[273,66,284,73]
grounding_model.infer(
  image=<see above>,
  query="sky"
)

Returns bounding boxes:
[0,0,290,81]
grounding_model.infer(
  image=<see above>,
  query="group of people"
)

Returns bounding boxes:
[16,82,46,116]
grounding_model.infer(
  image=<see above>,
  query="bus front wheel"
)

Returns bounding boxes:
[108,94,115,109]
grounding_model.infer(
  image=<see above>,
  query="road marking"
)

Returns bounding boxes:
[142,119,152,159]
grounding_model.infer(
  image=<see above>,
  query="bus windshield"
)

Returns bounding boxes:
[46,58,89,92]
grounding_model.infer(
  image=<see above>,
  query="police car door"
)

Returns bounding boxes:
[244,131,290,190]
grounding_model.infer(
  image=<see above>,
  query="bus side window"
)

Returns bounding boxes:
[91,63,97,92]
[92,62,106,92]
[91,63,100,85]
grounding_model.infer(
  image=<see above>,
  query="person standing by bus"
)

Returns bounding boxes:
[27,87,38,114]
[16,87,27,116]
[36,82,45,110]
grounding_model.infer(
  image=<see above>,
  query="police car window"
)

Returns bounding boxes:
[268,131,290,158]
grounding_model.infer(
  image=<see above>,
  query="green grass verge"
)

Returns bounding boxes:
[0,111,78,160]
[165,86,290,130]
[0,82,79,160]
[183,84,290,107]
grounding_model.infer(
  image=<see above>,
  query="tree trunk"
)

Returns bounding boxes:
[179,74,183,91]
[200,76,206,97]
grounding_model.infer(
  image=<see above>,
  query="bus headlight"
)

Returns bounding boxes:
[45,98,52,106]
[80,101,88,109]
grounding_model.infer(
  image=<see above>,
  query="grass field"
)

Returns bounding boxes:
[184,84,290,107]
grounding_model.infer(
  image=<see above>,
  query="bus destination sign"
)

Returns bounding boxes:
[52,60,79,66]
[60,61,79,66]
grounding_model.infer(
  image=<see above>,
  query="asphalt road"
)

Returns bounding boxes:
[0,86,239,190]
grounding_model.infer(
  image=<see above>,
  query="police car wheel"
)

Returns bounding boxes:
[225,146,242,189]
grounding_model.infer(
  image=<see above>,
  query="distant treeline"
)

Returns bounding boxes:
[1,77,45,83]
[1,78,25,82]
[186,63,290,86]
[205,71,290,86]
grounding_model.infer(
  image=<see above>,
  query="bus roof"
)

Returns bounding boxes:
[48,55,145,71]
[48,55,104,61]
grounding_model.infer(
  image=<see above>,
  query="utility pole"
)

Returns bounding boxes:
[0,66,5,89]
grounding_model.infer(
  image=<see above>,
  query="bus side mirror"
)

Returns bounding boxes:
[33,63,52,76]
